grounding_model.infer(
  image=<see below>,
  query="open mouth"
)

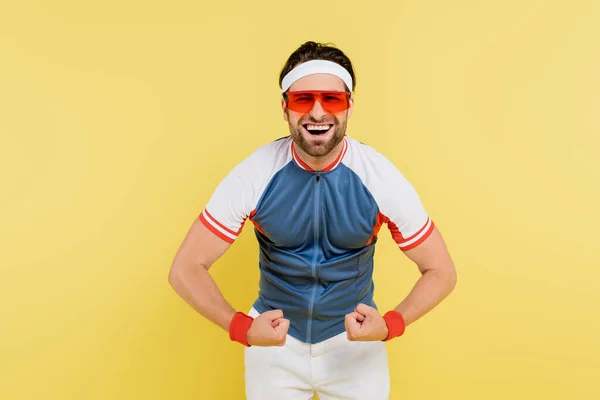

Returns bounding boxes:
[303,123,333,135]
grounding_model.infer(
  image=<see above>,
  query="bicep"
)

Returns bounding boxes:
[171,218,232,272]
[403,226,455,276]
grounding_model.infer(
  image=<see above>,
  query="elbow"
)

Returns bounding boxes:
[447,266,458,293]
[168,262,206,290]
[168,263,184,290]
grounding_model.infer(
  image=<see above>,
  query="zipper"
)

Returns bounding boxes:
[306,172,321,344]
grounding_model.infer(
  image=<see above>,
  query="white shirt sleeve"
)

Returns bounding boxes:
[345,140,434,251]
[375,165,434,251]
[199,139,291,243]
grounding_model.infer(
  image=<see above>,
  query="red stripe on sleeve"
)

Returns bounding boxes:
[400,220,435,251]
[395,217,432,244]
[199,212,235,244]
[204,210,243,236]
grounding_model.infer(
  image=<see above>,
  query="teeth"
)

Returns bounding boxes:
[306,125,330,130]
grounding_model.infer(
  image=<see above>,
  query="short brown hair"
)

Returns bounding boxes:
[279,41,356,92]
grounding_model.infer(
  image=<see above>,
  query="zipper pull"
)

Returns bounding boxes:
[316,173,320,182]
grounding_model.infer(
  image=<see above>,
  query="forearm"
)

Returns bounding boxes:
[169,263,237,332]
[394,268,456,326]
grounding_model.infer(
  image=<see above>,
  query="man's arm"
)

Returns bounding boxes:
[168,218,236,332]
[345,225,456,341]
[168,217,291,347]
[394,226,457,327]
[344,150,456,341]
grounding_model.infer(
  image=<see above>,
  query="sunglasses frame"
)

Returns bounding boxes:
[283,90,352,114]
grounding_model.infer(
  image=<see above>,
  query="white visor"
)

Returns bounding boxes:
[281,60,353,93]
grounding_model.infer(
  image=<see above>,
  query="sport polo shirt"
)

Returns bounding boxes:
[199,135,434,344]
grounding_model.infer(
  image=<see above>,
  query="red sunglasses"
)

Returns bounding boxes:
[284,90,351,114]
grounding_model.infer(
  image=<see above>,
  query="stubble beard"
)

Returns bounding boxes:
[289,114,347,158]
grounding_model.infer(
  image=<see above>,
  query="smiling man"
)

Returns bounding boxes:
[168,41,457,400]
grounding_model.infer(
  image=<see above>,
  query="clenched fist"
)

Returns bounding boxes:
[247,309,290,347]
[345,303,389,341]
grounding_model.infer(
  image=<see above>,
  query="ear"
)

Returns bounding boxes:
[281,98,289,122]
[347,95,354,119]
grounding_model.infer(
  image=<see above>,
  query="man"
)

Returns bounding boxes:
[169,41,457,400]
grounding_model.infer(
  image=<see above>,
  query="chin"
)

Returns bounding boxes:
[305,145,332,157]
[297,135,342,158]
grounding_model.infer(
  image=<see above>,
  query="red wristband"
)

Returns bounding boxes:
[382,310,406,341]
[229,312,254,347]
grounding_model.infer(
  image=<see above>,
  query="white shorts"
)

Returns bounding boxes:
[244,307,390,400]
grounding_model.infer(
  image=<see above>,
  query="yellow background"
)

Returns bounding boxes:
[1,0,599,399]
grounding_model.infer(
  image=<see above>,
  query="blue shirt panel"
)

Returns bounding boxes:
[250,161,381,344]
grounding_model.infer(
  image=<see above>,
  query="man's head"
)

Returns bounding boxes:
[279,41,356,158]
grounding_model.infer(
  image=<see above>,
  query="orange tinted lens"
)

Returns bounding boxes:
[319,92,350,113]
[286,92,316,113]
[286,91,350,113]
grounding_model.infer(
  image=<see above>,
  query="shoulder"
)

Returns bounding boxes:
[240,135,292,164]
[343,138,431,247]
[204,136,293,217]
[343,137,411,186]
[228,136,293,178]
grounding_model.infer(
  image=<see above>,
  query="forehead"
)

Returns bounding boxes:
[288,73,347,92]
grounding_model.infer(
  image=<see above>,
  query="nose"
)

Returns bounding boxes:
[309,99,327,120]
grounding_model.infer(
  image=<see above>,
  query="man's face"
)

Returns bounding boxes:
[282,73,353,158]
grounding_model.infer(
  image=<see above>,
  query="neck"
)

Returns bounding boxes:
[294,139,345,171]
